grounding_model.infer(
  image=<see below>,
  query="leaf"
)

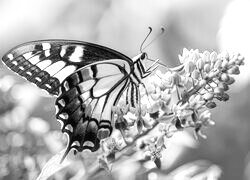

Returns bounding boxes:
[154,158,161,169]
[36,149,71,180]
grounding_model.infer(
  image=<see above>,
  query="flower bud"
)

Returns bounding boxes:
[214,87,224,94]
[203,64,211,73]
[184,61,195,74]
[220,73,229,82]
[191,69,200,79]
[206,101,216,109]
[221,93,229,101]
[221,60,228,69]
[172,72,181,85]
[203,51,210,62]
[227,66,240,75]
[203,92,214,101]
[199,79,207,87]
[214,59,222,69]
[218,82,229,91]
[210,51,218,63]
[191,51,200,62]
[228,58,236,66]
[235,56,244,65]
[224,51,230,60]
[196,58,204,70]
[208,69,220,78]
[226,77,235,85]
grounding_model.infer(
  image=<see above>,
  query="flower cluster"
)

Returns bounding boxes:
[101,49,244,169]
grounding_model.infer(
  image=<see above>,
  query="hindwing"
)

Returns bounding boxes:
[55,59,131,157]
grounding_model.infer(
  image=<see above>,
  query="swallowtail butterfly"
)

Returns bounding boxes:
[2,39,158,160]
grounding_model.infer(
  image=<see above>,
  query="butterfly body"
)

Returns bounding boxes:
[2,39,157,158]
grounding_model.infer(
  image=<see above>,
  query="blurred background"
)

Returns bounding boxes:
[0,0,249,179]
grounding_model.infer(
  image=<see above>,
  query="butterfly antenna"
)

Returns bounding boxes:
[142,27,165,51]
[140,27,153,52]
[146,58,185,73]
[146,58,168,68]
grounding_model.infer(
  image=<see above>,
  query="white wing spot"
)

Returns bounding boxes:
[60,48,66,57]
[45,61,66,76]
[59,112,69,120]
[42,43,51,50]
[23,52,33,59]
[36,60,52,70]
[45,84,52,89]
[19,66,24,70]
[72,141,80,147]
[44,49,51,57]
[35,77,42,82]
[63,81,70,91]
[26,71,32,76]
[83,141,94,148]
[29,55,40,64]
[69,46,84,62]
[12,61,18,66]
[58,99,66,107]
[65,124,73,133]
[7,53,14,60]
[54,65,76,83]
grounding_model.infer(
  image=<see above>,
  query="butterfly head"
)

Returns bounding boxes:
[132,52,148,63]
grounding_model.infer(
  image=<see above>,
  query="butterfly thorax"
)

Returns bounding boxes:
[129,53,148,85]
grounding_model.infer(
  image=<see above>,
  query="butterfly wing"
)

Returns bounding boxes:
[55,59,131,158]
[2,39,132,96]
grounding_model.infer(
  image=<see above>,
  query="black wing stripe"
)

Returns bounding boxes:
[3,46,64,95]
[56,61,131,154]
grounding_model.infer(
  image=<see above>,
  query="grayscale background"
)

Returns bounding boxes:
[0,0,249,180]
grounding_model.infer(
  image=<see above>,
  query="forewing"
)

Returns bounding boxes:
[2,40,132,95]
[55,59,131,158]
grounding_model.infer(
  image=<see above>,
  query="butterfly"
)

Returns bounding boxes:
[2,39,159,160]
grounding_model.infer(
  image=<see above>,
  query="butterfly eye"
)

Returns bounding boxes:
[141,52,147,60]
